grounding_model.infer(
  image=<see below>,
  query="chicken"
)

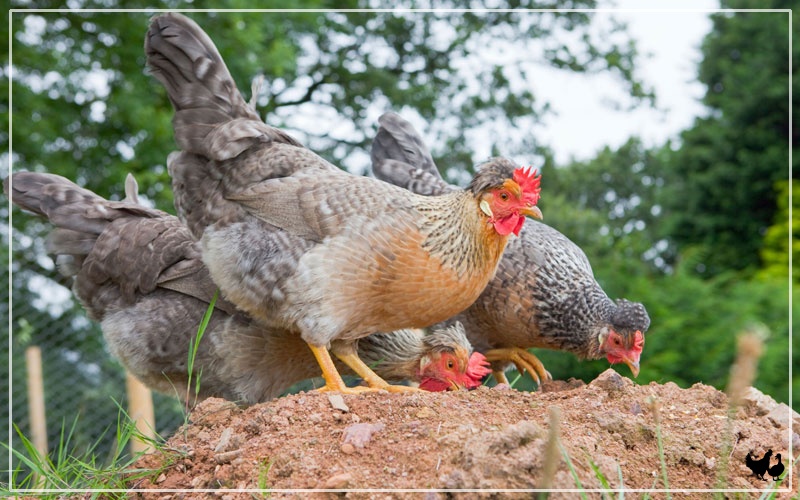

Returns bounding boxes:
[371,112,650,384]
[745,449,773,481]
[767,453,784,481]
[144,13,542,395]
[4,172,491,404]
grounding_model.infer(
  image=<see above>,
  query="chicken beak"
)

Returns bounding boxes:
[623,357,640,378]
[449,380,463,391]
[520,206,543,220]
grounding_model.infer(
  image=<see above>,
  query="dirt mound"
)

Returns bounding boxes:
[130,370,798,498]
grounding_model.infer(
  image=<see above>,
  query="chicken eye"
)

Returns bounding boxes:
[499,192,509,201]
[446,359,454,369]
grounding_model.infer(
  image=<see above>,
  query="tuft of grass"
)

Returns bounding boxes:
[252,457,274,498]
[585,454,612,491]
[185,289,218,411]
[2,405,165,496]
[559,442,589,500]
[646,396,671,499]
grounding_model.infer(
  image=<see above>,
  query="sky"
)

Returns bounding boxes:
[533,0,718,164]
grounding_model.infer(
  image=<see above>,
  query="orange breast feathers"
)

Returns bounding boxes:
[292,199,509,339]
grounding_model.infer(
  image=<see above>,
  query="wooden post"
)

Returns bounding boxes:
[25,345,47,487]
[125,372,155,455]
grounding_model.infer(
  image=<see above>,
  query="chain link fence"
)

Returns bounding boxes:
[3,215,186,478]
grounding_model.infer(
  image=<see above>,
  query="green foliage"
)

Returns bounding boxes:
[757,179,798,284]
[658,4,793,277]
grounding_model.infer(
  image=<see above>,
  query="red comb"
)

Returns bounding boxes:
[513,166,541,206]
[464,352,492,388]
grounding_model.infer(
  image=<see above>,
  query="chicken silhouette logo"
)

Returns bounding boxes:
[745,449,785,481]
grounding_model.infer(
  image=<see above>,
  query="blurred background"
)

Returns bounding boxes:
[3,0,795,476]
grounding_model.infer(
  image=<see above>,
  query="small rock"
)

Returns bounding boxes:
[214,449,242,464]
[741,387,778,416]
[792,432,800,451]
[766,403,800,429]
[156,473,166,483]
[590,369,631,392]
[340,443,356,454]
[323,472,353,489]
[214,427,234,453]
[492,383,512,391]
[342,422,385,448]
[328,394,349,412]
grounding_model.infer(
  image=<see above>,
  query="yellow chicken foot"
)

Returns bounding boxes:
[308,343,372,394]
[485,347,552,386]
[332,343,421,393]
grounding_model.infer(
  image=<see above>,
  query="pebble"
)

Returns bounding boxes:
[214,427,234,453]
[328,394,349,412]
[323,472,353,489]
[340,443,356,454]
[214,449,242,464]
[342,422,385,448]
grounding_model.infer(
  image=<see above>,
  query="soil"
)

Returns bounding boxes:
[129,370,798,498]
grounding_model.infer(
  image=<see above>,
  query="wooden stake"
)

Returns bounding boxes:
[125,372,155,455]
[25,345,47,487]
[25,346,48,457]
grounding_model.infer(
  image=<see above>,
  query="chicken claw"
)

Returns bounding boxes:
[333,344,422,393]
[309,343,421,394]
[485,347,552,386]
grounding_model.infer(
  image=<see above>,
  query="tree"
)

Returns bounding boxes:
[659,3,794,277]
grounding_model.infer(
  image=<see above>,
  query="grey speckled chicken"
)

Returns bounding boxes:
[371,112,651,383]
[4,172,491,404]
[144,13,541,394]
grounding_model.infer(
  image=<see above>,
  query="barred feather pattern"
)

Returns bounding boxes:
[371,112,651,369]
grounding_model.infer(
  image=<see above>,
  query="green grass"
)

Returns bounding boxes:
[1,405,165,496]
[1,295,222,495]
[185,289,218,410]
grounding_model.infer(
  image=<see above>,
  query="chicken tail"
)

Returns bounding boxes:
[146,13,300,162]
[370,112,454,196]
[4,172,220,317]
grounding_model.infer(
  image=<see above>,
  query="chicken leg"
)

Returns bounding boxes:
[308,344,373,394]
[330,342,421,393]
[485,347,552,386]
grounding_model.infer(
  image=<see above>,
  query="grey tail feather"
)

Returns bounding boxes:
[4,172,97,217]
[370,112,454,196]
[372,159,453,196]
[145,13,300,161]
[124,173,140,204]
[371,112,439,175]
